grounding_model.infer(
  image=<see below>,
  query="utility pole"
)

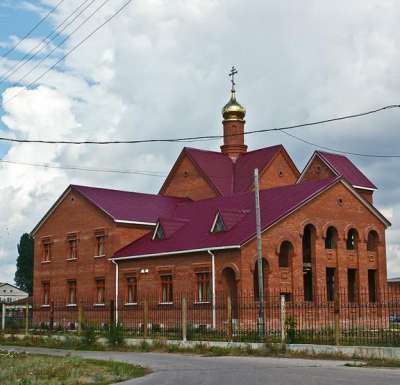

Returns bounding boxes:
[254,168,265,337]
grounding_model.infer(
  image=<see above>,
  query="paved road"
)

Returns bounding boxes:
[2,346,400,385]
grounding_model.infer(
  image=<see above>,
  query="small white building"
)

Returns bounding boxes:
[0,283,28,303]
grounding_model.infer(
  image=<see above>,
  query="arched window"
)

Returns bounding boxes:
[253,258,267,300]
[367,230,379,252]
[325,227,338,249]
[346,228,358,250]
[279,241,293,268]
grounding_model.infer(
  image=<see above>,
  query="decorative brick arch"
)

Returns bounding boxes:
[299,219,321,238]
[249,255,269,273]
[364,226,381,244]
[221,262,240,281]
[275,235,298,255]
[343,224,361,240]
[322,222,342,240]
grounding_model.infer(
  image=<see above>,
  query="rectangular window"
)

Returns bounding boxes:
[160,275,173,303]
[326,268,336,302]
[42,240,51,262]
[126,276,137,304]
[42,282,50,305]
[95,234,105,257]
[347,269,357,303]
[67,236,78,260]
[95,278,105,304]
[67,280,77,305]
[196,272,211,303]
[368,270,377,303]
[280,292,291,302]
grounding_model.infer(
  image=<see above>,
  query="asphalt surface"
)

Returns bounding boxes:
[2,346,400,385]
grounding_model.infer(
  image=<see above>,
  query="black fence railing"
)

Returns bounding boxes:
[1,290,400,346]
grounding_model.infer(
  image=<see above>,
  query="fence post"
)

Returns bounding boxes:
[334,292,341,346]
[25,303,29,336]
[182,297,187,342]
[78,303,84,335]
[280,295,286,344]
[109,300,115,326]
[143,299,148,339]
[227,296,232,341]
[1,303,6,331]
[49,301,54,331]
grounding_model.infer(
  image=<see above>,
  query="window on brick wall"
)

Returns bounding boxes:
[95,231,105,257]
[126,276,137,304]
[325,227,338,249]
[346,228,358,250]
[67,280,77,305]
[279,241,293,268]
[42,239,51,262]
[368,270,377,303]
[42,281,50,305]
[196,272,211,303]
[367,230,379,252]
[67,235,78,260]
[95,278,105,304]
[160,274,173,303]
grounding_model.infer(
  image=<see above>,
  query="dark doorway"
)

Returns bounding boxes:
[326,268,336,302]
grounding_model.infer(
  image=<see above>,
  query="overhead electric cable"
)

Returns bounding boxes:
[0,0,98,85]
[1,0,66,59]
[14,0,112,87]
[1,104,400,159]
[0,159,166,176]
[281,130,400,158]
[2,0,133,106]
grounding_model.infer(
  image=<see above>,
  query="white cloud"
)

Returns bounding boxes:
[1,0,400,283]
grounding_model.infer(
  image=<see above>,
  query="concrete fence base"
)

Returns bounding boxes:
[2,333,400,361]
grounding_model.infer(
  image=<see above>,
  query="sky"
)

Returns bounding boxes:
[0,0,399,283]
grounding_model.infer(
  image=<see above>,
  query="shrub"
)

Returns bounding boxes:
[81,324,97,346]
[285,316,297,343]
[106,322,125,346]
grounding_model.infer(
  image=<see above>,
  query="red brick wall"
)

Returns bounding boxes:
[33,189,152,306]
[161,155,218,201]
[241,181,387,302]
[259,151,299,190]
[301,156,336,182]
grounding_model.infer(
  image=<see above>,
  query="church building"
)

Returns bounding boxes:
[32,73,390,313]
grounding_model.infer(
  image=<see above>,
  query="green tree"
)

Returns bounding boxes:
[14,233,34,295]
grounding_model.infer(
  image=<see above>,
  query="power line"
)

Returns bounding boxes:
[0,104,399,153]
[1,0,66,59]
[15,0,112,87]
[0,0,98,85]
[0,159,166,177]
[3,0,134,106]
[282,130,400,158]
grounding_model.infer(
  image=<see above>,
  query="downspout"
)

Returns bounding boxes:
[111,258,119,325]
[207,250,216,329]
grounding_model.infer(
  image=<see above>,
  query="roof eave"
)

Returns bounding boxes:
[112,245,241,261]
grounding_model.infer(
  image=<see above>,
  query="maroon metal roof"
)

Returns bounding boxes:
[185,145,284,195]
[71,185,188,224]
[114,178,339,258]
[317,151,377,190]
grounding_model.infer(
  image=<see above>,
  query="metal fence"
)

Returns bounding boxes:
[1,290,400,346]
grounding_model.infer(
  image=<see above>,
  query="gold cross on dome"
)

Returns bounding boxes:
[229,66,238,92]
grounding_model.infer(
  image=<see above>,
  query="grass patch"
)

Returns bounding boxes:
[0,350,146,385]
[3,333,400,368]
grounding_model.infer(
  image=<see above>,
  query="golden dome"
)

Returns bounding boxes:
[222,90,246,121]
